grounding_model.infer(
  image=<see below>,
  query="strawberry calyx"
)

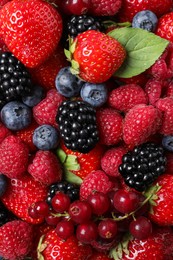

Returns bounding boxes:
[37,235,47,260]
[56,148,83,185]
[144,183,162,214]
[103,20,131,30]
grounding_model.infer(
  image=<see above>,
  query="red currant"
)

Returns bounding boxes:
[55,219,74,240]
[45,212,62,226]
[76,221,98,244]
[28,201,49,218]
[87,192,111,215]
[51,192,71,213]
[98,219,118,239]
[129,216,152,240]
[61,0,91,16]
[69,200,92,224]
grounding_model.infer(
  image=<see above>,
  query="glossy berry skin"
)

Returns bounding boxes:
[76,221,98,244]
[80,82,108,107]
[132,10,158,32]
[61,0,91,15]
[87,192,110,215]
[129,216,152,240]
[162,135,173,152]
[69,200,92,224]
[51,192,71,213]
[55,66,83,98]
[98,219,118,239]
[33,124,59,150]
[31,201,49,218]
[156,12,173,42]
[22,85,45,107]
[55,220,74,240]
[0,174,7,197]
[1,101,32,131]
[45,212,61,226]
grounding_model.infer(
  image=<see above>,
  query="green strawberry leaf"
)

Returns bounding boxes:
[108,27,169,78]
[64,170,83,185]
[64,49,72,62]
[109,232,132,259]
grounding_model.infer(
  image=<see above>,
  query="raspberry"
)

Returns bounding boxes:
[108,84,148,113]
[101,146,127,177]
[144,79,162,105]
[89,0,122,16]
[123,104,162,148]
[0,135,29,179]
[0,122,11,143]
[165,80,173,97]
[96,108,123,146]
[33,89,65,128]
[28,150,62,186]
[80,170,114,201]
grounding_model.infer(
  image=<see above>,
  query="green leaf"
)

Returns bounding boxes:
[65,170,83,185]
[71,59,80,70]
[64,49,72,61]
[56,148,67,164]
[108,27,169,78]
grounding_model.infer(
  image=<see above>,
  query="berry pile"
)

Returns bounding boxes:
[1,0,173,260]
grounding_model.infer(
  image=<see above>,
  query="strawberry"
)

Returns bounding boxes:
[28,150,62,186]
[108,83,148,113]
[117,0,173,22]
[96,107,123,146]
[123,104,162,148]
[38,230,93,260]
[0,135,29,179]
[33,89,65,128]
[147,174,173,226]
[57,142,105,180]
[155,97,173,135]
[79,170,114,200]
[0,0,62,67]
[0,220,33,260]
[156,12,173,43]
[88,251,113,260]
[1,174,48,224]
[70,30,126,83]
[29,44,68,91]
[89,0,122,16]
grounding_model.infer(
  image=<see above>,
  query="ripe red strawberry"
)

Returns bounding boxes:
[89,0,122,16]
[155,97,173,135]
[101,146,127,177]
[0,135,29,179]
[33,89,65,128]
[1,174,48,224]
[58,142,105,180]
[0,0,62,67]
[80,170,114,200]
[29,45,68,90]
[123,104,162,148]
[38,230,93,260]
[0,220,33,260]
[96,108,123,146]
[156,12,173,43]
[0,122,11,143]
[89,251,113,260]
[108,84,148,113]
[28,150,62,186]
[71,30,126,83]
[148,174,173,226]
[144,79,162,105]
[117,0,172,22]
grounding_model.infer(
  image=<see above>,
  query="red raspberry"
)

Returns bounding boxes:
[144,79,162,105]
[117,72,148,87]
[165,80,173,97]
[96,108,123,146]
[28,150,62,186]
[101,146,127,177]
[123,104,162,148]
[108,84,148,113]
[0,122,11,143]
[0,135,29,179]
[80,170,114,201]
[89,0,122,16]
[156,97,173,135]
[33,89,65,128]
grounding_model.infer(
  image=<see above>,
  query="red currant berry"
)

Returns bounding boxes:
[55,220,74,240]
[28,201,49,218]
[61,0,91,15]
[76,221,98,244]
[113,189,140,214]
[98,219,118,239]
[129,216,152,240]
[28,206,39,219]
[51,192,71,213]
[45,212,61,226]
[69,200,92,224]
[87,192,110,215]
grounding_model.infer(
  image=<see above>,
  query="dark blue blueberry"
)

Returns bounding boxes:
[1,101,32,130]
[80,82,108,107]
[33,124,59,150]
[0,174,7,197]
[132,10,158,32]
[162,136,173,152]
[22,85,45,107]
[55,66,83,97]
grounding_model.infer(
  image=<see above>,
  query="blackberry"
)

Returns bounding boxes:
[67,14,104,38]
[57,100,99,153]
[0,52,32,109]
[47,181,80,205]
[119,142,166,192]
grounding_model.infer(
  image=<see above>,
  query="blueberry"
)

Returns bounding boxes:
[80,82,108,107]
[33,124,59,150]
[1,101,32,130]
[0,174,7,197]
[132,10,158,32]
[55,66,83,97]
[162,136,173,152]
[22,85,45,107]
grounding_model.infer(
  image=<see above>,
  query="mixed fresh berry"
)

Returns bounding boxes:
[1,0,173,260]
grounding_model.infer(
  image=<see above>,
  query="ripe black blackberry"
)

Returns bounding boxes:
[0,52,32,109]
[119,142,166,192]
[57,100,99,153]
[47,181,80,206]
[67,14,104,38]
